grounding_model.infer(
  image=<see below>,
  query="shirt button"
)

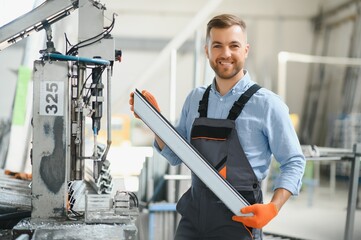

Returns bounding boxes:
[253,183,258,189]
[220,98,223,101]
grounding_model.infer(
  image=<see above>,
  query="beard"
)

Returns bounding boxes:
[209,59,243,80]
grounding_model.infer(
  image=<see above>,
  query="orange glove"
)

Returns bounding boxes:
[142,90,160,112]
[129,90,160,119]
[232,202,278,229]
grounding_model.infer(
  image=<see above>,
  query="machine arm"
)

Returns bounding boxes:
[0,0,78,51]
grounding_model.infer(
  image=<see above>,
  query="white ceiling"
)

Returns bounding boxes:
[101,0,330,39]
[103,0,327,18]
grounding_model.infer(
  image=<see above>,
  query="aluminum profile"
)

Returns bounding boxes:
[133,89,251,216]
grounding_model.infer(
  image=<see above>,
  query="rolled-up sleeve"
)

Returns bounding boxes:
[264,96,306,196]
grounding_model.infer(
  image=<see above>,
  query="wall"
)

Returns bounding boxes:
[1,0,359,162]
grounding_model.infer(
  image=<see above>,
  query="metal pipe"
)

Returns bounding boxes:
[193,30,201,88]
[0,0,77,51]
[169,49,177,124]
[47,53,110,65]
[277,51,361,101]
[101,66,112,161]
[107,66,112,145]
[344,143,361,240]
[312,0,361,21]
[75,63,86,180]
[163,174,191,180]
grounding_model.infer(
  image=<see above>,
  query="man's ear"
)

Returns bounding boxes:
[244,43,250,58]
[204,45,209,58]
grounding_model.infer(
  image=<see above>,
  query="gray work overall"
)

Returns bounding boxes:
[175,84,263,240]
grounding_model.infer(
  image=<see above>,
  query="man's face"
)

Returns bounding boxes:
[205,25,249,81]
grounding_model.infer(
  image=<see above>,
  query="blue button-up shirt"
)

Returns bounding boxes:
[156,71,306,195]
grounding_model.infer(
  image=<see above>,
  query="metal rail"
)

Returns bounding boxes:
[133,89,251,216]
[302,144,360,240]
[0,0,78,51]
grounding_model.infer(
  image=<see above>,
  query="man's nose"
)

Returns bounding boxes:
[221,47,232,57]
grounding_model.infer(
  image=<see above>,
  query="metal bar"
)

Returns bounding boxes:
[149,210,155,240]
[133,89,250,216]
[311,0,361,21]
[193,30,201,88]
[316,147,353,155]
[47,53,110,65]
[149,203,177,212]
[169,49,177,124]
[306,157,342,161]
[277,51,361,101]
[163,174,191,180]
[301,144,360,240]
[0,0,78,51]
[344,143,361,240]
[148,203,177,240]
[107,66,112,145]
[101,66,112,161]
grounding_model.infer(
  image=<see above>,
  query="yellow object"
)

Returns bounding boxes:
[290,113,300,134]
[98,114,130,146]
[86,114,131,146]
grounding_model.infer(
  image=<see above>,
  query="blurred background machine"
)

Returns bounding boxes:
[0,0,138,239]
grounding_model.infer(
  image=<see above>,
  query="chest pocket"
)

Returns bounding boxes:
[191,83,262,185]
[191,124,232,175]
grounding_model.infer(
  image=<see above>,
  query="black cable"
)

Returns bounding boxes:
[128,191,139,208]
[66,13,116,56]
[119,191,139,208]
[0,210,31,221]
[64,32,73,55]
[83,66,106,106]
[79,71,94,99]
[0,210,31,229]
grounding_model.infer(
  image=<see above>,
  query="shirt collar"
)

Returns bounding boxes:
[211,70,252,95]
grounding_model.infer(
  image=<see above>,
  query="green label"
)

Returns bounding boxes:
[12,66,32,125]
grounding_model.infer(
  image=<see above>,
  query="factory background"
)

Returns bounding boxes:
[0,0,360,239]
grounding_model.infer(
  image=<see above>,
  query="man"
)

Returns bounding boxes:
[130,14,305,240]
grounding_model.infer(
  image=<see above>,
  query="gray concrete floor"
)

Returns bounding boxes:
[110,153,361,240]
[263,176,361,240]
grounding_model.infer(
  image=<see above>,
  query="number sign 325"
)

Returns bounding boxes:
[40,81,64,116]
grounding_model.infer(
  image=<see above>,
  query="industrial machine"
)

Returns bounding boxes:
[0,0,138,239]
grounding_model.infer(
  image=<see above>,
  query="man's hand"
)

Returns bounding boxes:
[141,90,161,112]
[129,90,160,119]
[129,90,165,150]
[232,202,278,229]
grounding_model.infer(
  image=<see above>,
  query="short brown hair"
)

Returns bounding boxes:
[206,14,247,42]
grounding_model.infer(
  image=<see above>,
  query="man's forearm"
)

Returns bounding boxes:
[270,188,292,211]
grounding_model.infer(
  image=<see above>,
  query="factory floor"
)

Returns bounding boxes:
[0,172,359,240]
[125,171,361,240]
[108,148,361,240]
[263,174,361,240]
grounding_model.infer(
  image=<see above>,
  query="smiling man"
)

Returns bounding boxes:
[130,14,306,240]
[205,18,249,92]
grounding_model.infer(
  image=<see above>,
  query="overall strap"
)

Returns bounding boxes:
[227,84,261,120]
[198,85,212,117]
